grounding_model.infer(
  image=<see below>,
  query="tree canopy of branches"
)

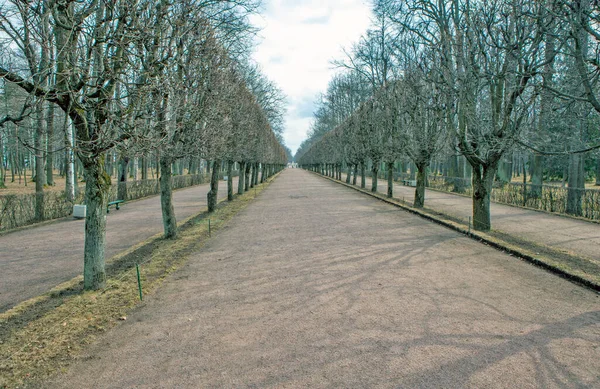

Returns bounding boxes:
[297,0,600,232]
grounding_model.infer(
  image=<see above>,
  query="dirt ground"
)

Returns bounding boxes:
[0,179,238,312]
[343,174,600,264]
[0,169,162,195]
[0,171,84,195]
[46,169,599,388]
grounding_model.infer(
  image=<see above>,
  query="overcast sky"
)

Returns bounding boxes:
[250,0,372,155]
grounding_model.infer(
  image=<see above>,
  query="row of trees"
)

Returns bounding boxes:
[0,0,287,290]
[296,0,600,231]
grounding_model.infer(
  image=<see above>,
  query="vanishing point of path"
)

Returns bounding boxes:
[0,180,238,312]
[48,169,599,388]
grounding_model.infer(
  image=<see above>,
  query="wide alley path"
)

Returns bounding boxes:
[48,169,599,388]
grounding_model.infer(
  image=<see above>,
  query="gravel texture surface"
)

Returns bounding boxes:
[46,169,600,388]
[342,174,600,262]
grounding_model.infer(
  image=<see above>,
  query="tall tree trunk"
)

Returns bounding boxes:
[257,163,261,183]
[360,161,366,188]
[10,147,16,183]
[0,131,5,188]
[471,164,496,231]
[141,157,148,180]
[371,160,379,193]
[346,164,352,183]
[238,161,245,194]
[159,155,177,239]
[118,156,129,200]
[261,163,266,183]
[250,162,256,188]
[414,163,427,208]
[207,159,220,212]
[353,164,358,185]
[46,102,55,185]
[35,103,45,221]
[522,158,528,206]
[566,2,588,215]
[387,161,394,198]
[64,119,75,202]
[82,154,111,290]
[244,163,251,192]
[133,157,139,180]
[227,160,234,201]
[566,154,585,216]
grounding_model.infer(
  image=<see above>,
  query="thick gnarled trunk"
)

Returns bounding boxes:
[207,159,220,212]
[82,154,111,290]
[414,163,427,208]
[471,164,496,231]
[371,160,379,193]
[118,156,129,201]
[386,161,394,198]
[159,156,177,239]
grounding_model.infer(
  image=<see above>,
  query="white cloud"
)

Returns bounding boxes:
[251,0,372,154]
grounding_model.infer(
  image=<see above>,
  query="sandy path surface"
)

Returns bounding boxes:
[0,179,238,312]
[342,174,600,262]
[47,169,599,388]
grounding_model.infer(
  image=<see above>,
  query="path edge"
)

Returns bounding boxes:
[0,171,282,388]
[312,171,600,293]
[0,177,230,237]
[1,172,281,320]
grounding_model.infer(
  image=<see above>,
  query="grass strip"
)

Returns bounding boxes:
[0,175,278,388]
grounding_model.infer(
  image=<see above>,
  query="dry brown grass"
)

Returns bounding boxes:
[0,175,277,388]
[0,171,84,195]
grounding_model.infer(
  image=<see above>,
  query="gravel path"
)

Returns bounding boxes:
[0,179,238,312]
[342,174,600,262]
[47,169,600,388]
